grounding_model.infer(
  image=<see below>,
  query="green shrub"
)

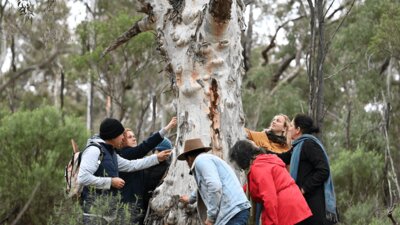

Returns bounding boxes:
[0,106,88,225]
[331,148,385,224]
[342,197,380,225]
[48,194,138,225]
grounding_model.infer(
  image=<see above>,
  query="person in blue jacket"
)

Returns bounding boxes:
[178,138,250,225]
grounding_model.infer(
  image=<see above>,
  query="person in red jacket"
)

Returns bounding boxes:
[229,140,312,225]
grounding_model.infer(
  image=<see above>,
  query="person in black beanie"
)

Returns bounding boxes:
[77,118,172,224]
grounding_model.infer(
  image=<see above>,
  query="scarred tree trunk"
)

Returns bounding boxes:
[132,0,248,224]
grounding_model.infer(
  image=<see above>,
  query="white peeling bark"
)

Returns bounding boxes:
[140,1,247,224]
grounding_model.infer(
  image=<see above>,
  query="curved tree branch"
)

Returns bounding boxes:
[0,50,66,93]
[262,15,305,65]
[101,15,156,58]
[326,0,354,20]
[268,40,304,96]
[271,53,296,85]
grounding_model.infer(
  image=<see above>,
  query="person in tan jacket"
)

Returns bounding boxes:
[245,114,292,153]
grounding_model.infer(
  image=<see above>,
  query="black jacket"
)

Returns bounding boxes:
[118,132,163,204]
[292,139,331,225]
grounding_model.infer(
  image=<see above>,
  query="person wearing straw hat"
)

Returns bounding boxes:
[178,138,250,225]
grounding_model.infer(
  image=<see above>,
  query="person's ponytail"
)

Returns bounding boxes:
[293,114,319,134]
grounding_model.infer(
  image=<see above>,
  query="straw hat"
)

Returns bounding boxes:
[177,138,211,160]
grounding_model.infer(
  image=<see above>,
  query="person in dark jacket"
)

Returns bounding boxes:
[117,117,176,224]
[289,114,339,225]
[143,137,173,212]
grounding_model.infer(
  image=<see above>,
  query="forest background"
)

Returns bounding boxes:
[0,0,400,224]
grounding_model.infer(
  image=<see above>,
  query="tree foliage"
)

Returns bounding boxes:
[0,106,88,224]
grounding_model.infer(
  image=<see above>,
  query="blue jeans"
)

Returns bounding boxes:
[226,208,250,225]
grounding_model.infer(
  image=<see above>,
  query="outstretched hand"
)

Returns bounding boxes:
[165,117,177,131]
[157,150,172,162]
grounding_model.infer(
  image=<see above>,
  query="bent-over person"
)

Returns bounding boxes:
[178,138,250,225]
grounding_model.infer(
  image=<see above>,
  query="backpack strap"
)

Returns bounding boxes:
[85,142,105,163]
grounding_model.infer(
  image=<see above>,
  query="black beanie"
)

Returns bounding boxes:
[99,118,125,140]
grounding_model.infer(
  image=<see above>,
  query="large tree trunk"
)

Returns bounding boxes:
[137,0,247,224]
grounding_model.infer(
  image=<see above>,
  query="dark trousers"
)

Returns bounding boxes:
[226,208,250,225]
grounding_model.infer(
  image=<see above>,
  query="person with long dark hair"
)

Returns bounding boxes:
[289,114,339,225]
[229,139,312,225]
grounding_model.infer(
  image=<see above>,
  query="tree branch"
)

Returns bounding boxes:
[10,182,41,225]
[101,16,155,58]
[242,3,254,73]
[243,0,254,5]
[135,0,153,14]
[262,15,305,65]
[269,66,301,97]
[209,0,233,23]
[325,0,356,55]
[271,53,296,86]
[326,0,354,20]
[83,1,95,17]
[0,50,65,93]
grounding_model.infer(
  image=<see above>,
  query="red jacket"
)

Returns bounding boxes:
[248,154,312,225]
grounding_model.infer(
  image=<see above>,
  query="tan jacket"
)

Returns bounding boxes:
[245,128,290,153]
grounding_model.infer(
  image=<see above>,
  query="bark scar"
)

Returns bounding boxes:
[208,78,222,154]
